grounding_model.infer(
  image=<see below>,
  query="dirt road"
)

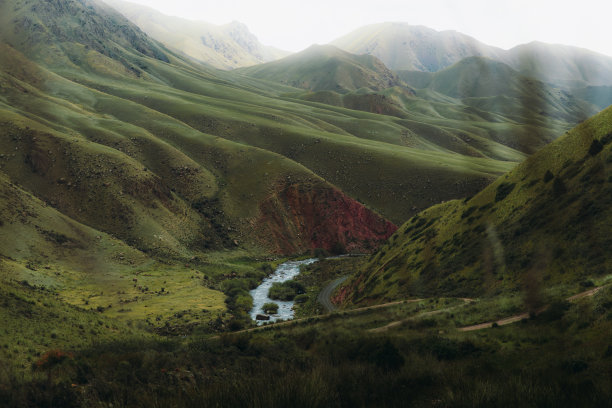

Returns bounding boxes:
[317,276,348,312]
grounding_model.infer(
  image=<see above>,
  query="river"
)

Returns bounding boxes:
[249,258,318,324]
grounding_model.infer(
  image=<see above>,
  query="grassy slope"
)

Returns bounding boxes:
[236,44,403,92]
[0,0,394,345]
[241,48,593,161]
[341,105,612,304]
[0,0,517,228]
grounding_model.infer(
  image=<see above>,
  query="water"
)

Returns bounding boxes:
[249,258,318,324]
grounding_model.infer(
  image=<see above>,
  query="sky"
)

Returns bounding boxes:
[123,0,612,56]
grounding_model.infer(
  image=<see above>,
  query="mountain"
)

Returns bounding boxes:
[102,0,288,69]
[241,48,594,157]
[237,44,404,92]
[330,23,505,72]
[337,105,612,304]
[0,0,523,268]
[504,41,612,88]
[0,0,404,261]
[331,23,612,88]
[397,56,596,146]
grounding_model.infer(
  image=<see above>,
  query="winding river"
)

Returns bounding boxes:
[249,258,318,324]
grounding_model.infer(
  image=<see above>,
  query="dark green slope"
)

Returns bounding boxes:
[236,44,404,93]
[340,105,612,304]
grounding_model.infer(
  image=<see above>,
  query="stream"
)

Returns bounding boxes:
[249,258,318,324]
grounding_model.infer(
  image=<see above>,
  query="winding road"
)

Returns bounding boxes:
[317,276,348,312]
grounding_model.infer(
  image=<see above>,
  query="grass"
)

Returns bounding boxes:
[342,105,612,304]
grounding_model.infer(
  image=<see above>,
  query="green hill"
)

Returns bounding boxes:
[237,44,404,92]
[340,105,612,304]
[397,57,596,152]
[0,0,405,337]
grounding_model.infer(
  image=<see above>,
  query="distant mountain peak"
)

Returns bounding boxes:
[103,0,289,69]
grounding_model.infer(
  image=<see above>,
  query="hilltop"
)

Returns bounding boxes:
[237,44,404,93]
[330,22,504,72]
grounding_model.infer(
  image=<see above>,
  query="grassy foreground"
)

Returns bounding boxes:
[1,280,610,407]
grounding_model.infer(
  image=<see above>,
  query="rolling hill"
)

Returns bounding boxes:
[338,104,612,304]
[102,0,289,69]
[398,57,596,142]
[236,44,404,92]
[240,48,595,157]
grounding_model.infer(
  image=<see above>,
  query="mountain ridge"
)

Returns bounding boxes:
[102,0,289,69]
[330,22,612,88]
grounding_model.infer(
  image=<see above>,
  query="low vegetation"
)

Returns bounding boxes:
[268,280,306,301]
[262,302,279,314]
[1,282,610,407]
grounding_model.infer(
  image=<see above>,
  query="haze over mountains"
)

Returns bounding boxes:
[102,0,289,69]
[331,22,612,87]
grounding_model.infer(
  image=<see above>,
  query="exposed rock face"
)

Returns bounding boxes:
[254,181,397,254]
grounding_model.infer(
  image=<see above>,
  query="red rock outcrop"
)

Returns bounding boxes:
[254,181,397,255]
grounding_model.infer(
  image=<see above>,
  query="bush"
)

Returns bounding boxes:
[553,177,567,196]
[262,302,279,314]
[495,182,515,202]
[294,294,309,304]
[588,139,603,156]
[269,280,306,301]
[543,170,554,183]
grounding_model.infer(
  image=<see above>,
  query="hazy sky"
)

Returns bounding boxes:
[124,0,612,56]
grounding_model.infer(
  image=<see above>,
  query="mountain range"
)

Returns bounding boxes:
[331,22,612,88]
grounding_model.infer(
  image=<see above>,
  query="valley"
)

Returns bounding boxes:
[0,0,611,406]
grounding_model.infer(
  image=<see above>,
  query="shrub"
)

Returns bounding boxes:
[553,177,567,196]
[269,280,306,301]
[495,182,515,202]
[262,302,279,314]
[294,294,309,304]
[588,139,603,156]
[543,170,554,183]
